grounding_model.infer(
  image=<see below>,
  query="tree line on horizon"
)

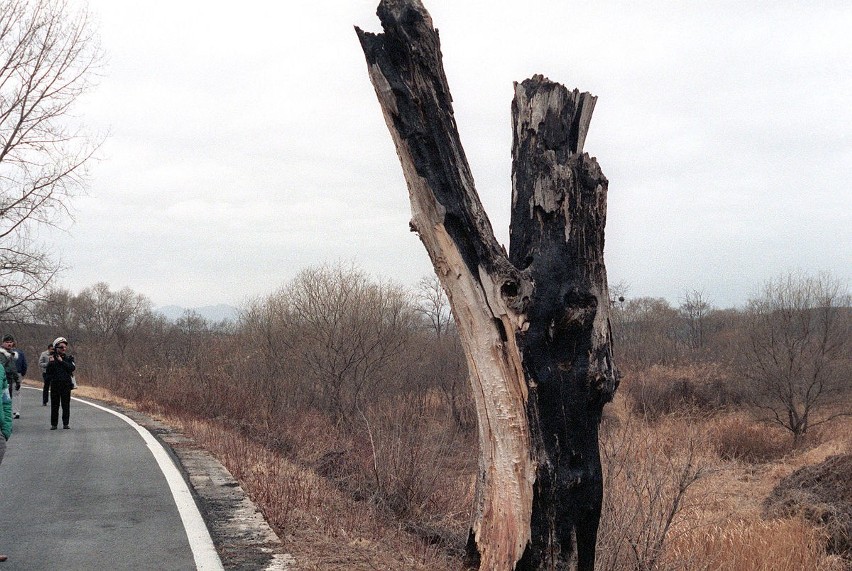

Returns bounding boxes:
[9,264,847,448]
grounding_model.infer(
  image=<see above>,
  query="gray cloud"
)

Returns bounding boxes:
[51,0,850,309]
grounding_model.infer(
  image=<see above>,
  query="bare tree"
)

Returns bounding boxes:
[32,286,79,335]
[0,0,102,317]
[170,310,215,361]
[237,292,301,413]
[33,282,158,387]
[279,264,417,423]
[616,296,681,369]
[679,289,712,350]
[743,272,851,446]
[416,274,452,338]
[73,282,154,355]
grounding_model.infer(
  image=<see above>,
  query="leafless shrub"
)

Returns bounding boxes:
[238,263,419,425]
[405,329,473,432]
[709,415,792,463]
[358,394,473,545]
[597,408,712,571]
[179,417,459,570]
[623,364,744,420]
[610,296,683,368]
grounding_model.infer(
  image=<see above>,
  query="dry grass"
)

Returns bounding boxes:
[177,417,461,570]
[620,363,743,420]
[666,518,847,571]
[764,453,852,559]
[708,413,792,463]
[599,395,852,571]
[598,400,718,570]
[674,415,852,570]
[71,375,851,570]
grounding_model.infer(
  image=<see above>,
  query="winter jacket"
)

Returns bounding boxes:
[46,353,76,390]
[1,367,10,440]
[0,348,19,389]
[39,350,51,376]
[13,349,27,377]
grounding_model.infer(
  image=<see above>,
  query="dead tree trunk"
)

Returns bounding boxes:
[356,1,618,569]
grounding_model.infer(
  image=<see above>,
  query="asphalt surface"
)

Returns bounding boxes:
[0,386,293,571]
[0,387,213,570]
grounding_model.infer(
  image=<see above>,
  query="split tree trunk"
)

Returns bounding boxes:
[356,2,618,569]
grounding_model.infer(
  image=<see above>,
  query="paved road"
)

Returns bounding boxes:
[0,387,222,570]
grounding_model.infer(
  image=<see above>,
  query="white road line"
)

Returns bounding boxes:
[24,387,224,570]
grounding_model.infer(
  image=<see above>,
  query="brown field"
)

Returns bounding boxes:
[73,376,852,571]
[31,270,851,570]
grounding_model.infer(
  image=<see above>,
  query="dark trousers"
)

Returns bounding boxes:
[42,374,51,405]
[50,383,71,428]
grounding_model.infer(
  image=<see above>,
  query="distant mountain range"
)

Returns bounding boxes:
[154,304,240,323]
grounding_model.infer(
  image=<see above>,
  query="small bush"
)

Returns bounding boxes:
[623,365,744,420]
[597,413,712,571]
[710,416,791,463]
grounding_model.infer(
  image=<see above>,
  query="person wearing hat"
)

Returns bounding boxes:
[0,335,20,421]
[46,337,76,430]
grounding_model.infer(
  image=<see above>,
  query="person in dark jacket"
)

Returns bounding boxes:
[46,337,76,430]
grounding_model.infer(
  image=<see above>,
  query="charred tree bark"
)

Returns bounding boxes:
[356,1,618,569]
[510,78,618,571]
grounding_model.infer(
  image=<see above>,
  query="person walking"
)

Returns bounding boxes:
[38,343,53,406]
[11,340,27,419]
[0,335,20,421]
[1,355,11,562]
[46,337,75,430]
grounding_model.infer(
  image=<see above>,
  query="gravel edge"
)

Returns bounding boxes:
[94,400,297,570]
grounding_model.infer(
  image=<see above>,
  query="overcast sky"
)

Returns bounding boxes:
[51,0,851,310]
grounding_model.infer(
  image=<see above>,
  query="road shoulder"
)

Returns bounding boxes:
[96,401,296,571]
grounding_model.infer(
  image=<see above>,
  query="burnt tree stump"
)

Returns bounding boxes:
[356,1,619,569]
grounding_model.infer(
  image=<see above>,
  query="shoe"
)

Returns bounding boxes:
[63,425,70,429]
[50,426,57,430]
[13,413,19,419]
[0,554,7,561]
